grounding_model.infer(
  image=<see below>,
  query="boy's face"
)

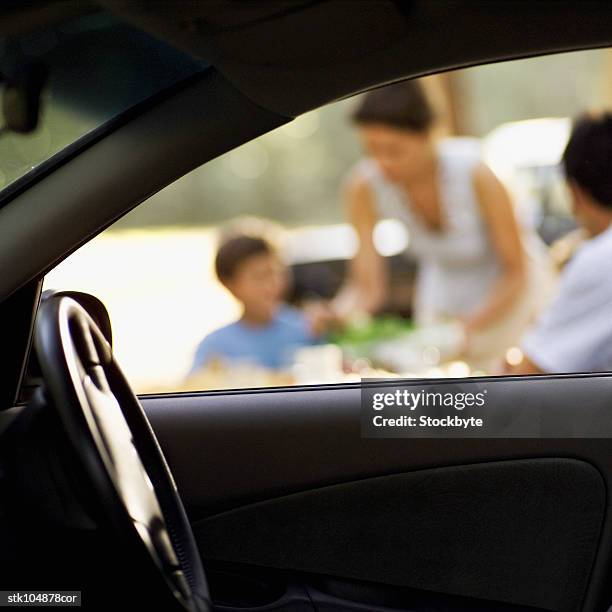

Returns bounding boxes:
[224,252,288,321]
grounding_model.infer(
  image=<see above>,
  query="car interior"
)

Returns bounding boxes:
[2,2,612,611]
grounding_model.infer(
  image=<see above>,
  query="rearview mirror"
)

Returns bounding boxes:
[1,60,47,134]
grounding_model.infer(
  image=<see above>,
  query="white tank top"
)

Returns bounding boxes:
[354,137,501,322]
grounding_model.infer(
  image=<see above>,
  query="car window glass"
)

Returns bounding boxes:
[43,48,612,393]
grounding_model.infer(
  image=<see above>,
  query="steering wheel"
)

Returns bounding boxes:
[35,295,211,611]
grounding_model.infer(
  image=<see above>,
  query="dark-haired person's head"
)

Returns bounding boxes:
[352,79,435,183]
[215,234,288,323]
[563,112,612,236]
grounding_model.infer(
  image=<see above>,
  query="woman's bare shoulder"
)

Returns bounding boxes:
[471,160,503,192]
[344,160,377,199]
[343,164,379,224]
[345,170,373,196]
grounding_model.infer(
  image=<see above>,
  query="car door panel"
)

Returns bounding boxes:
[195,458,603,612]
[142,374,612,611]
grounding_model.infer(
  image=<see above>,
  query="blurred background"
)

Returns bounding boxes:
[19,36,610,392]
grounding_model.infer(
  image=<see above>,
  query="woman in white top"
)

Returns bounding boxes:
[334,80,553,365]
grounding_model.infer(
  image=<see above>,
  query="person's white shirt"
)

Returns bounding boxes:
[522,222,612,373]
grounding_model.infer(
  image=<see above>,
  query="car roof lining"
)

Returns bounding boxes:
[98,0,612,117]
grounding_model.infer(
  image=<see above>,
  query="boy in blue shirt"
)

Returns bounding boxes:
[190,234,325,374]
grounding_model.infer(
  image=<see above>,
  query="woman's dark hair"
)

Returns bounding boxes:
[352,79,434,132]
[215,235,272,282]
[563,112,612,209]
